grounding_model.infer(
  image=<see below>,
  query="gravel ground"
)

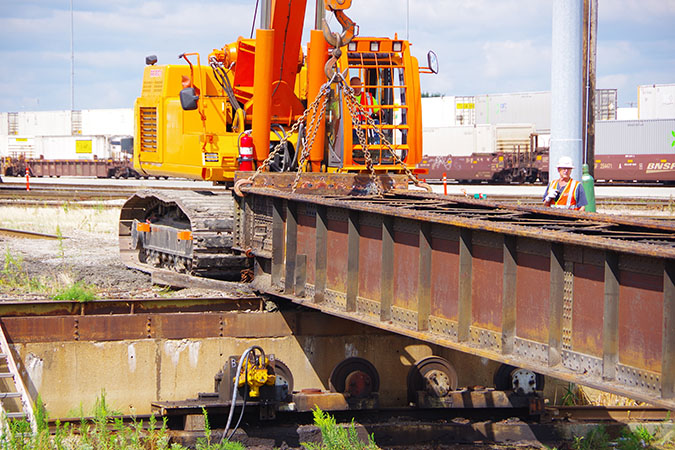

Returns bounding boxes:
[0,205,249,300]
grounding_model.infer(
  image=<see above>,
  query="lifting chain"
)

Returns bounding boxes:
[233,68,431,197]
[342,80,432,193]
[233,75,335,197]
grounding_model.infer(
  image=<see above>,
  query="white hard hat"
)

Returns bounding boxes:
[556,156,575,169]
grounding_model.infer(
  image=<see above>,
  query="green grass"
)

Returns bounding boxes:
[302,408,379,450]
[0,248,46,292]
[1,394,246,450]
[546,424,674,450]
[52,281,97,302]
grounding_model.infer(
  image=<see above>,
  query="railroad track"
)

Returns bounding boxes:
[0,227,62,240]
[2,183,675,216]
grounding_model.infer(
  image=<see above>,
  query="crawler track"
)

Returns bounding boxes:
[119,189,251,280]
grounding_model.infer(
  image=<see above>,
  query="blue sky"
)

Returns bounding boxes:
[0,0,673,112]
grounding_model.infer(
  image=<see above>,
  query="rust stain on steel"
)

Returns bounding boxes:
[1,317,78,343]
[471,244,503,331]
[1,312,295,343]
[618,271,663,372]
[0,298,260,318]
[572,263,605,357]
[326,216,349,294]
[393,228,419,311]
[236,172,408,196]
[358,223,383,303]
[430,234,459,320]
[515,252,550,343]
[241,187,675,260]
[78,315,153,340]
[297,209,317,285]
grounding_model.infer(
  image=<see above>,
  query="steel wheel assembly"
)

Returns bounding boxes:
[406,356,458,404]
[329,357,380,399]
[493,363,545,395]
[271,359,294,401]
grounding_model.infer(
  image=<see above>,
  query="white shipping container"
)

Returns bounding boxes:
[421,97,456,127]
[17,110,73,136]
[596,119,675,156]
[475,91,551,133]
[6,136,37,158]
[34,135,110,160]
[639,84,675,119]
[81,108,134,136]
[423,124,495,157]
[0,136,8,158]
[0,112,8,136]
[495,124,535,153]
[617,107,638,120]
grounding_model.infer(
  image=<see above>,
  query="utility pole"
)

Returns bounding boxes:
[70,0,75,111]
[581,0,598,176]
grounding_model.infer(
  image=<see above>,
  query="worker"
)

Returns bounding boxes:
[543,156,588,210]
[350,76,380,147]
[350,76,379,119]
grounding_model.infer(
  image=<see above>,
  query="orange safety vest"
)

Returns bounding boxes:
[549,178,580,209]
[356,92,376,122]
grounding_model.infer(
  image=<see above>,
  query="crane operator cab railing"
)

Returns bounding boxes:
[326,36,425,173]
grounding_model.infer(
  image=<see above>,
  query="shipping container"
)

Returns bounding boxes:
[423,123,534,157]
[34,135,110,160]
[421,96,456,127]
[454,95,475,125]
[0,112,8,136]
[16,110,73,136]
[81,108,134,136]
[423,124,494,157]
[495,123,535,153]
[475,91,551,133]
[6,136,37,158]
[639,84,675,119]
[595,119,675,156]
[617,107,638,120]
[595,88,617,120]
[594,153,675,182]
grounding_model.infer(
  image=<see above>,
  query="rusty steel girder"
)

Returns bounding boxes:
[233,173,675,409]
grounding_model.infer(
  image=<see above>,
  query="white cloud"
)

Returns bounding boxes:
[481,40,549,79]
[0,0,673,111]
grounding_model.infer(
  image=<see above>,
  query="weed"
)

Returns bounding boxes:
[616,425,656,450]
[56,225,65,258]
[302,407,379,450]
[94,201,106,213]
[0,392,182,450]
[0,248,46,293]
[52,281,97,302]
[154,285,177,297]
[572,425,612,450]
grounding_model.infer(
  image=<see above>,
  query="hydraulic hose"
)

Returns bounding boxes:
[220,345,266,443]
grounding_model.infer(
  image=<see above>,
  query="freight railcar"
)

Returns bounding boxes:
[418,118,675,184]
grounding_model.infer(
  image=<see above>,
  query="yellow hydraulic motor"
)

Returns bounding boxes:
[235,353,276,398]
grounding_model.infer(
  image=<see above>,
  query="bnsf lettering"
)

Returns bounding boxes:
[647,162,675,170]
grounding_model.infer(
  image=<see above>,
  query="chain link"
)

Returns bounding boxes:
[292,86,331,192]
[234,68,430,197]
[341,83,430,192]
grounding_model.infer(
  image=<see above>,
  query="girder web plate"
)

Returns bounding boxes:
[235,179,675,409]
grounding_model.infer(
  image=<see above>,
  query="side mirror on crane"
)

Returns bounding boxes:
[427,51,439,74]
[179,87,199,111]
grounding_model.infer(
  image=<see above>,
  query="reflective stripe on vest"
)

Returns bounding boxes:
[356,93,374,121]
[551,179,579,208]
